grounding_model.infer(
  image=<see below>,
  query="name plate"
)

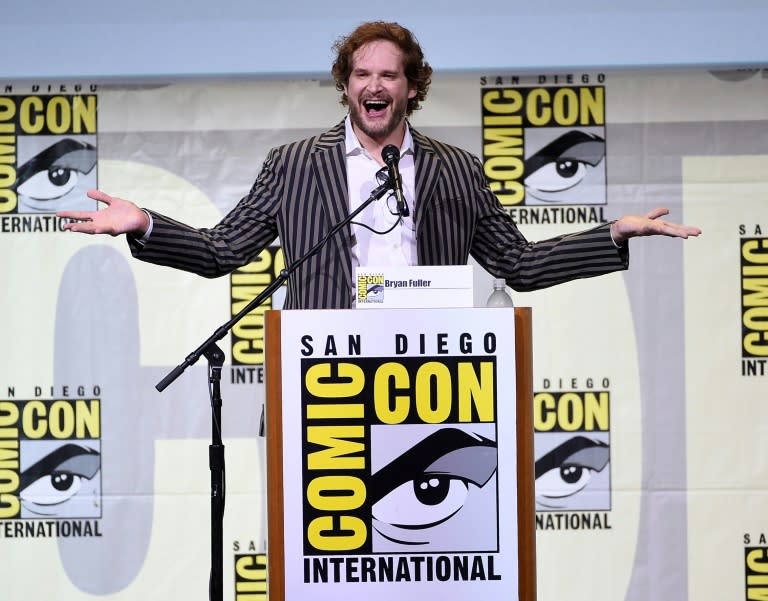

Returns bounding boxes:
[355,265,473,308]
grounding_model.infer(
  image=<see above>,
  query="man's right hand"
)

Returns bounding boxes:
[57,189,150,237]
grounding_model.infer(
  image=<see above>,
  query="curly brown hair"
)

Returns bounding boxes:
[331,21,433,116]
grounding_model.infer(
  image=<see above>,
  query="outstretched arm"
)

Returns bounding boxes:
[57,189,150,237]
[610,207,701,245]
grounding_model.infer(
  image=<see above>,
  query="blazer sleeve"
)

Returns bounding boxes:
[127,147,284,278]
[466,155,629,291]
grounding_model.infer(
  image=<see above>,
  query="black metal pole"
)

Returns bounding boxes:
[205,344,225,601]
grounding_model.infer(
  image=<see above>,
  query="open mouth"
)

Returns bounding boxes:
[363,98,390,116]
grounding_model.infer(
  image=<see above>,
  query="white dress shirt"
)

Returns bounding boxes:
[344,116,417,269]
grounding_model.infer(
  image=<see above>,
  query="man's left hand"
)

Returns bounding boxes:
[610,208,702,245]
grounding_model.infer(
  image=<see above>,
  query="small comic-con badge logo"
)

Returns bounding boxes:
[357,274,385,304]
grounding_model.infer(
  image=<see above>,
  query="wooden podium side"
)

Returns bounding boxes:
[265,309,286,601]
[265,308,535,601]
[514,307,536,601]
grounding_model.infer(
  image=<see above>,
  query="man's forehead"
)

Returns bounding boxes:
[352,40,405,69]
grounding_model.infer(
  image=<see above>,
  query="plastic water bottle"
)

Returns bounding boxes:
[486,278,514,307]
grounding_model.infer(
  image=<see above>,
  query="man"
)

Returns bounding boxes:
[58,22,700,309]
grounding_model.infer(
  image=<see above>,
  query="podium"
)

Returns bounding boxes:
[265,307,535,601]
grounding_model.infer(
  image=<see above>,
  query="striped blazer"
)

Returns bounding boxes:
[131,121,628,309]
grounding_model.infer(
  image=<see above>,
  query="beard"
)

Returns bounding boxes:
[348,93,409,142]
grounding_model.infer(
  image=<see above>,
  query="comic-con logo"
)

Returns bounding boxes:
[740,230,768,377]
[230,245,285,384]
[0,95,97,216]
[480,84,606,209]
[299,355,498,556]
[744,534,768,601]
[356,274,385,305]
[0,398,101,519]
[233,552,267,601]
[533,383,612,530]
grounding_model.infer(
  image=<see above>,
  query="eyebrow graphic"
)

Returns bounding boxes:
[20,444,101,491]
[12,138,97,190]
[369,427,497,505]
[534,435,609,479]
[524,130,606,175]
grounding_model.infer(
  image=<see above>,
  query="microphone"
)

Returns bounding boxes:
[381,144,409,217]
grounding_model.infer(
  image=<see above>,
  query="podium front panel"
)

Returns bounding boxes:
[267,307,525,601]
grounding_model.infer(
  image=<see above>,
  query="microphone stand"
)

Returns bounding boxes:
[155,176,393,601]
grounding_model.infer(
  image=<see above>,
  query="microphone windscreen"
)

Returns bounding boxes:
[382,144,400,165]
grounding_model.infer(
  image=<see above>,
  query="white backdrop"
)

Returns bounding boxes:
[1,67,767,601]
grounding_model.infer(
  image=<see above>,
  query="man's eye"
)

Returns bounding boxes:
[17,167,80,200]
[372,475,470,528]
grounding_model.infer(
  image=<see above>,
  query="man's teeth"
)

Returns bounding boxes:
[365,100,388,112]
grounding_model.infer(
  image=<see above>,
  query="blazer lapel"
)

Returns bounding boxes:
[310,121,353,286]
[411,127,442,234]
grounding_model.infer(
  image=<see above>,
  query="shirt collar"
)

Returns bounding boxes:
[344,115,414,159]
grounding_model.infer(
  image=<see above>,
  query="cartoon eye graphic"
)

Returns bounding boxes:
[19,444,101,514]
[23,471,84,504]
[13,138,97,201]
[523,130,605,200]
[18,167,80,200]
[534,436,609,507]
[370,428,497,543]
[372,475,470,528]
[525,159,588,193]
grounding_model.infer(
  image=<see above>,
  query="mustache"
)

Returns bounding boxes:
[359,94,393,103]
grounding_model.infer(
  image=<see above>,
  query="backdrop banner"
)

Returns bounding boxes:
[0,68,766,601]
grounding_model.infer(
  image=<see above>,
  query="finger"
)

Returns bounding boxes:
[660,222,701,239]
[672,225,702,238]
[57,210,95,220]
[87,189,114,205]
[645,207,670,220]
[62,221,96,234]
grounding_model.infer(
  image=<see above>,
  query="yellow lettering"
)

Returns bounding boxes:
[307,515,366,551]
[0,402,19,438]
[743,239,768,263]
[306,475,366,511]
[0,493,20,519]
[20,97,45,134]
[72,95,97,133]
[0,97,16,133]
[415,362,452,423]
[373,362,410,424]
[305,363,365,398]
[22,401,46,439]
[457,361,495,422]
[482,89,523,116]
[306,426,365,470]
[0,188,17,213]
